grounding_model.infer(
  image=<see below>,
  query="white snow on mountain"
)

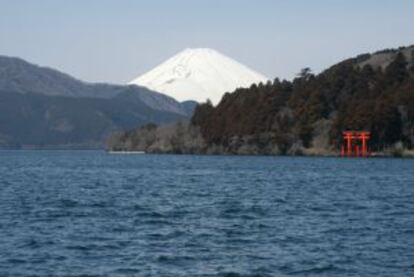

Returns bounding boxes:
[129,48,269,105]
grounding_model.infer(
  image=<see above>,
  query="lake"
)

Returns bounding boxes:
[0,151,413,276]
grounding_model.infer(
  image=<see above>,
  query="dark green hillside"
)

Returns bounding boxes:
[0,91,187,148]
[191,46,414,154]
[0,55,193,148]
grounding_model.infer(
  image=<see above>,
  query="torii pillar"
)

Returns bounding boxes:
[358,131,370,157]
[342,131,354,157]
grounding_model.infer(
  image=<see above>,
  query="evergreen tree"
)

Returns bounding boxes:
[386,52,408,84]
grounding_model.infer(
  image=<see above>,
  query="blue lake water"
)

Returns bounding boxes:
[0,151,413,276]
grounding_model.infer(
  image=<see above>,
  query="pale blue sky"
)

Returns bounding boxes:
[1,0,413,83]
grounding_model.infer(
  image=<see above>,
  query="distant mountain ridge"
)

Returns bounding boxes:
[0,55,195,115]
[0,55,196,148]
[0,56,117,98]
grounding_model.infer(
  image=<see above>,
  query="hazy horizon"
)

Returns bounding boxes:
[1,0,413,84]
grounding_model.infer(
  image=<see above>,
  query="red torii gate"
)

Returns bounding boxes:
[341,131,370,157]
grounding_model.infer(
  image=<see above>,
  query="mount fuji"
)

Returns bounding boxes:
[129,48,269,105]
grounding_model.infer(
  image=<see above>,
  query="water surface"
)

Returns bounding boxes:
[0,151,413,276]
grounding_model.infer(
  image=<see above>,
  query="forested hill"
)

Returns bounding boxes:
[190,46,414,154]
[108,46,414,156]
[0,56,196,148]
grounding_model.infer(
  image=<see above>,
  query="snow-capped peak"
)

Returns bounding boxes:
[129,48,269,105]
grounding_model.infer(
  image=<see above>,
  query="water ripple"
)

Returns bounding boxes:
[0,151,413,276]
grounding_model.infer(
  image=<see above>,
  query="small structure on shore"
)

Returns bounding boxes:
[341,131,370,157]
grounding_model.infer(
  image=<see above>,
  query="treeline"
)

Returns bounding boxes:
[191,46,414,155]
[107,122,206,154]
[108,46,414,156]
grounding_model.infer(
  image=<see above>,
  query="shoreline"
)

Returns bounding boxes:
[1,148,413,158]
[106,149,414,159]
